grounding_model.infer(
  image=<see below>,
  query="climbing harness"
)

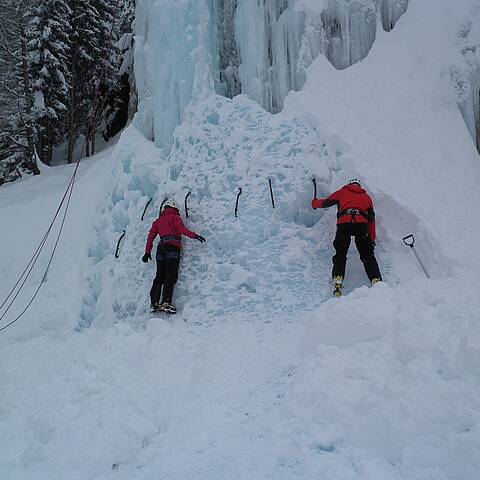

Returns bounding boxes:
[337,208,370,222]
[159,235,181,244]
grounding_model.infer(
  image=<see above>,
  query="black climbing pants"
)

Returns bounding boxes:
[150,244,181,306]
[332,223,382,281]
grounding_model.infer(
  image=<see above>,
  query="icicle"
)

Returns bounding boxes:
[376,0,409,32]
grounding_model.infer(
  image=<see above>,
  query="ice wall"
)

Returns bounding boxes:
[232,0,306,112]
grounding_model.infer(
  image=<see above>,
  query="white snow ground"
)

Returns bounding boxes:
[1,0,480,479]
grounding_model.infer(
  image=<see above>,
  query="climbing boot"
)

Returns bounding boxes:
[333,275,344,297]
[161,302,177,314]
[150,303,161,314]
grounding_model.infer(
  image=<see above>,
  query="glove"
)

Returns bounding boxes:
[142,253,151,263]
[311,199,322,209]
[195,234,206,243]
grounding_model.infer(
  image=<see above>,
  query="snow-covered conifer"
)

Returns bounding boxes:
[27,0,72,164]
[0,0,40,182]
[66,0,119,161]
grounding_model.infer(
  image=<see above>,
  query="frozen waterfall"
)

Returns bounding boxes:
[134,0,410,148]
[134,0,219,148]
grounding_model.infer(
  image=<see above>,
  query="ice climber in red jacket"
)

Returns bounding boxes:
[311,178,382,296]
[142,198,206,314]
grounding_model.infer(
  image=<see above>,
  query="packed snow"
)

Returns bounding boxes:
[1,0,480,479]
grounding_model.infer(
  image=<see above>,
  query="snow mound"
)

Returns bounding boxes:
[290,279,480,479]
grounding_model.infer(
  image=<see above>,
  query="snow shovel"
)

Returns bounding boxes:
[402,234,430,278]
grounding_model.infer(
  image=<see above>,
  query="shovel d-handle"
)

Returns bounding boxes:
[402,234,415,247]
[402,233,430,278]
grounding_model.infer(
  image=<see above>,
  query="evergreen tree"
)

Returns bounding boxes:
[27,0,71,164]
[0,0,129,182]
[66,0,119,162]
[0,0,40,182]
[85,0,118,156]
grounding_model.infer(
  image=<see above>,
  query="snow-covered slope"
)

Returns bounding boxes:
[1,0,480,479]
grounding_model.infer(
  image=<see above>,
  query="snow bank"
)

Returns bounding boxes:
[282,278,480,479]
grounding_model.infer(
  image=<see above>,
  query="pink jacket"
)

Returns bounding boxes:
[145,207,196,253]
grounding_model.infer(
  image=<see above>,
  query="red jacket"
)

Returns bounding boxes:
[145,207,197,253]
[311,184,376,241]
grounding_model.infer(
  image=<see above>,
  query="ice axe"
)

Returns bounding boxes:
[184,191,191,218]
[402,234,430,278]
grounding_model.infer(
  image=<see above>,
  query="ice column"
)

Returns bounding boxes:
[134,0,218,149]
[234,0,306,112]
[215,0,242,98]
